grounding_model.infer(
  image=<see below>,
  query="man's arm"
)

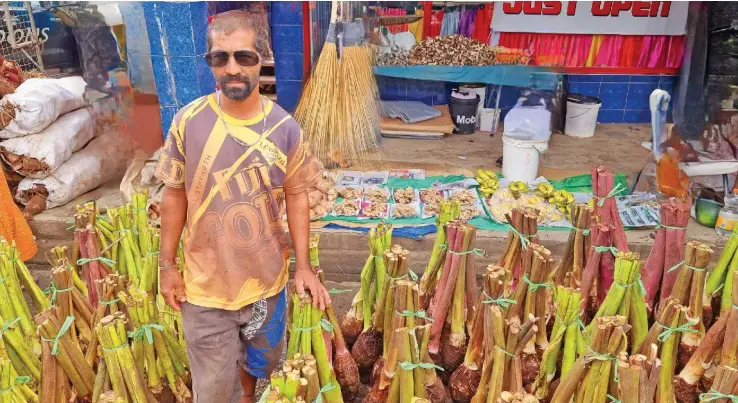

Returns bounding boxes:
[286,189,330,310]
[159,185,188,311]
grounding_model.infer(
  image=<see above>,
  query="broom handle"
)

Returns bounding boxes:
[330,1,338,24]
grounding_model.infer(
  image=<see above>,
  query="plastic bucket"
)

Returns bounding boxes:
[565,94,601,138]
[450,92,480,135]
[459,83,486,128]
[502,134,548,182]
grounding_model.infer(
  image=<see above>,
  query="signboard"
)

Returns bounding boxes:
[491,1,689,36]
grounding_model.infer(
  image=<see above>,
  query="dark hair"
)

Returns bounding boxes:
[206,10,268,57]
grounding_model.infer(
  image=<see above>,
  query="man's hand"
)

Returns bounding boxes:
[294,264,331,310]
[161,268,187,311]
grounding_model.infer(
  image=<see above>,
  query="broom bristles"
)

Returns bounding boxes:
[295,19,382,167]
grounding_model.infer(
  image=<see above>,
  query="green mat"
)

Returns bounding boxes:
[321,173,628,231]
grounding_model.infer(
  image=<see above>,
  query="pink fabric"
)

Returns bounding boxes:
[497,32,684,69]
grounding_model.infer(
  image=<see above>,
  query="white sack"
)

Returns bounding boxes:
[0,76,87,138]
[15,131,129,208]
[0,107,95,178]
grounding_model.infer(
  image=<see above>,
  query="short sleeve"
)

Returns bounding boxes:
[284,127,322,195]
[154,120,186,188]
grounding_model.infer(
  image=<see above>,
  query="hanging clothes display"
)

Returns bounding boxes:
[440,9,460,36]
[408,8,423,42]
[458,7,476,38]
[429,9,443,38]
[496,32,685,69]
[473,4,492,43]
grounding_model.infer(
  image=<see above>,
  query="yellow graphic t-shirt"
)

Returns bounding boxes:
[155,95,321,310]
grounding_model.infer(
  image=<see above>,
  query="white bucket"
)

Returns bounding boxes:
[502,134,548,182]
[565,94,601,138]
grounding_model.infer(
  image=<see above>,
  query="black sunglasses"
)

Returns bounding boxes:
[204,50,260,67]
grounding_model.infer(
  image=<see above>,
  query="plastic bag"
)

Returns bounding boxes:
[0,107,95,178]
[0,76,87,138]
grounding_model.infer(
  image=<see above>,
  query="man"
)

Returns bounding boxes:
[155,10,330,403]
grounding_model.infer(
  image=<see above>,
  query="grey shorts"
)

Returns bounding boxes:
[181,288,287,403]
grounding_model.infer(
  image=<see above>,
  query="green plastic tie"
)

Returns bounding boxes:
[396,309,434,322]
[595,183,626,207]
[586,348,619,382]
[129,323,165,345]
[386,270,418,282]
[102,343,130,352]
[76,256,116,268]
[607,394,621,403]
[446,248,486,257]
[507,224,535,250]
[572,227,591,235]
[481,291,517,309]
[294,318,334,334]
[594,245,619,255]
[656,318,699,343]
[655,223,687,231]
[99,298,120,306]
[44,282,75,305]
[699,390,738,402]
[327,288,351,294]
[0,317,20,339]
[40,316,75,355]
[666,260,705,273]
[0,375,31,395]
[312,381,337,403]
[399,361,445,371]
[522,274,553,292]
[495,345,517,357]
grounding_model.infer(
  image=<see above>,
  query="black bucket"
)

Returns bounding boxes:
[450,93,480,135]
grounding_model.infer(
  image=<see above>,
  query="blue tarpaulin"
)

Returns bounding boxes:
[373,65,561,90]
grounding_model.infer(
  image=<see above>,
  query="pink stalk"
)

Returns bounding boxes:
[580,224,609,310]
[659,199,690,304]
[642,208,666,310]
[429,224,464,354]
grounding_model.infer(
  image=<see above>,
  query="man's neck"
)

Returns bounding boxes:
[219,89,262,120]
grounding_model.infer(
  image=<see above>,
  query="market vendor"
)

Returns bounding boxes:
[155,10,330,403]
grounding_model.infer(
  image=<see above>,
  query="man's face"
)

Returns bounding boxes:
[209,28,261,101]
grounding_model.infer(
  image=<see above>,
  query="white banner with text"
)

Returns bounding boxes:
[491,1,689,36]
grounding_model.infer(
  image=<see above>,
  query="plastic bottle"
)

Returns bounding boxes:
[716,194,738,238]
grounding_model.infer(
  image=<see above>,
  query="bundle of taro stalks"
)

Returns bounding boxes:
[673,271,738,403]
[310,236,361,401]
[642,198,691,313]
[549,316,629,403]
[554,204,592,288]
[364,283,448,403]
[589,165,630,303]
[287,291,344,403]
[342,222,393,349]
[427,222,480,380]
[499,208,539,284]
[352,245,412,379]
[449,265,506,403]
[419,200,461,309]
[265,353,328,403]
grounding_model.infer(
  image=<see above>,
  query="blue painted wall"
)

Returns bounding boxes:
[377,74,677,124]
[271,2,305,112]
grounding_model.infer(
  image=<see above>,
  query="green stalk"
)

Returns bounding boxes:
[657,310,682,403]
[396,328,414,403]
[706,226,738,295]
[5,244,48,310]
[721,248,738,314]
[360,230,376,330]
[629,260,649,353]
[309,305,342,403]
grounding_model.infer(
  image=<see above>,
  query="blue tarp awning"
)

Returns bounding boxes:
[373,65,562,90]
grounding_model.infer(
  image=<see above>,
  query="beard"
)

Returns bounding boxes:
[218,73,258,101]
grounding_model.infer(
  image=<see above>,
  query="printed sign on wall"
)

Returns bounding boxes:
[491,1,689,35]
